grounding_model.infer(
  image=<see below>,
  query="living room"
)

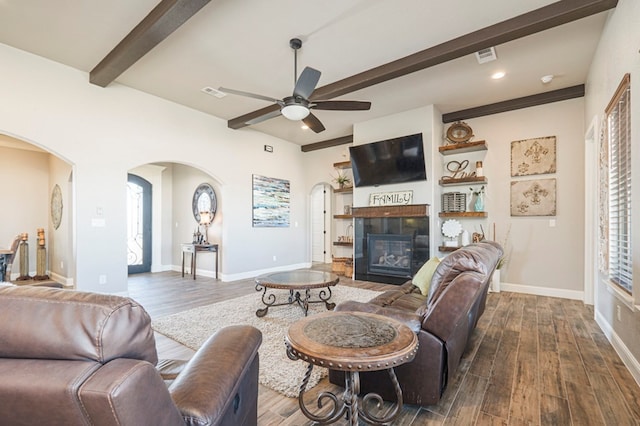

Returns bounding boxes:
[1,0,639,424]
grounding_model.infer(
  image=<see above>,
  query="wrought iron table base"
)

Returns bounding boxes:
[290,360,403,425]
[255,284,335,317]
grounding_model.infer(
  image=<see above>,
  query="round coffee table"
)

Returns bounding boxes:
[254,270,339,317]
[285,311,419,425]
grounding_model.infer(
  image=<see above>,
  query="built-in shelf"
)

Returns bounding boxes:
[439,176,487,186]
[438,246,460,252]
[334,187,353,194]
[333,214,353,219]
[333,241,353,247]
[439,140,487,155]
[439,211,488,218]
[333,161,351,169]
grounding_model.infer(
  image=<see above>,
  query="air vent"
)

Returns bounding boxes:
[475,47,497,64]
[201,87,227,98]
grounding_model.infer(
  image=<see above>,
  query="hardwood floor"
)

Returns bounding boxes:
[127,270,640,425]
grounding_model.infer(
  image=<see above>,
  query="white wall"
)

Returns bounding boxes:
[584,0,640,384]
[462,98,586,298]
[0,42,311,292]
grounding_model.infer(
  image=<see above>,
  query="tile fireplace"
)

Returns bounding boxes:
[353,205,429,285]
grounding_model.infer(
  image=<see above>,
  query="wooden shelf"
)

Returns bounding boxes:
[439,140,487,155]
[438,246,460,252]
[439,176,487,186]
[352,204,429,218]
[333,161,352,169]
[439,211,488,218]
[334,187,353,194]
[333,241,353,246]
[333,214,353,219]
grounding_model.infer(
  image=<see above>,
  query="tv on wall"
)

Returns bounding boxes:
[349,133,426,187]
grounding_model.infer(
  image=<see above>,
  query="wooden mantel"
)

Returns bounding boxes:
[351,204,429,218]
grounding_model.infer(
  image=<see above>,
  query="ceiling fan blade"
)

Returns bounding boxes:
[302,112,325,133]
[312,100,372,111]
[293,67,321,100]
[245,108,283,125]
[218,87,281,104]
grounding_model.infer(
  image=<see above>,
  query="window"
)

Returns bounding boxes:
[606,73,632,293]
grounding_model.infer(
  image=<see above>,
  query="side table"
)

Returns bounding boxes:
[285,311,418,425]
[181,243,218,280]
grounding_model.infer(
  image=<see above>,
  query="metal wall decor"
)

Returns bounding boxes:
[50,184,63,230]
[510,179,556,216]
[192,183,217,224]
[511,136,556,176]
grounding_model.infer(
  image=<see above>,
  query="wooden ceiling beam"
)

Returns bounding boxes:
[229,0,617,130]
[90,0,211,87]
[301,135,353,152]
[442,85,585,123]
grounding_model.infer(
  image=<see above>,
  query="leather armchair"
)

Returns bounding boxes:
[330,241,502,406]
[0,284,262,426]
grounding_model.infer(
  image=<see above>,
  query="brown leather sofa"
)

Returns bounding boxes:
[0,284,262,426]
[329,241,503,406]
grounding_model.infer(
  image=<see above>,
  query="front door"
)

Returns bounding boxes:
[127,174,152,274]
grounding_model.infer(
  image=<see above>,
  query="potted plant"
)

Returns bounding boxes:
[333,171,352,189]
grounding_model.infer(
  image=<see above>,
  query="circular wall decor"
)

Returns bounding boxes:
[192,183,217,223]
[442,219,462,239]
[51,184,63,230]
[446,121,474,144]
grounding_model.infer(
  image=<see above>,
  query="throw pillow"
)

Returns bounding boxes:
[412,257,440,296]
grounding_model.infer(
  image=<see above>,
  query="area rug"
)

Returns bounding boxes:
[152,285,381,398]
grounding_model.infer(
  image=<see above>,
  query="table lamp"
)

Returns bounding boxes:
[199,211,212,244]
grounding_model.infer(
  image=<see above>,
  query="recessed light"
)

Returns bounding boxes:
[491,71,506,80]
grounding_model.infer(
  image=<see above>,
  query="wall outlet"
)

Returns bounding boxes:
[273,255,277,262]
[616,305,622,322]
[60,261,64,269]
[99,274,107,285]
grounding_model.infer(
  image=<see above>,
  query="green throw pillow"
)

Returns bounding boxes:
[412,257,440,296]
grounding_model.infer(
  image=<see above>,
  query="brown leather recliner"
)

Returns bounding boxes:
[0,284,262,426]
[329,241,503,406]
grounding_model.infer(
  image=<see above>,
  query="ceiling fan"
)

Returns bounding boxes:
[219,38,371,133]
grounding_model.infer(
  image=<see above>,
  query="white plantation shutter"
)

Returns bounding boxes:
[606,74,632,293]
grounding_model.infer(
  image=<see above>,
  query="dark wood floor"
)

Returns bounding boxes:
[128,269,640,425]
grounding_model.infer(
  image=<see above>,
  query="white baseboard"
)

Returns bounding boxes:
[170,262,313,282]
[500,281,584,301]
[595,309,640,387]
[49,272,74,287]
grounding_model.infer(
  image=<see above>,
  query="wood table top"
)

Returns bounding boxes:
[286,311,418,372]
[255,270,339,290]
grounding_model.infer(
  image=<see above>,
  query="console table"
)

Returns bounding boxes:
[286,311,418,425]
[181,243,218,280]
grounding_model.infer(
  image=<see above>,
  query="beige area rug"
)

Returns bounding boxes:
[152,285,381,398]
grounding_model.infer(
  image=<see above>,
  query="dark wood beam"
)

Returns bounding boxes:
[90,0,211,87]
[229,0,617,129]
[301,135,353,152]
[442,85,585,123]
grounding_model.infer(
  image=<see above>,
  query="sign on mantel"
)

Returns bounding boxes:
[369,191,413,207]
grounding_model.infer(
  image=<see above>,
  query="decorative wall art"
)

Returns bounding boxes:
[511,136,556,176]
[510,178,556,216]
[252,174,290,227]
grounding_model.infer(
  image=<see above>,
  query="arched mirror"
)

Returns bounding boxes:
[192,183,217,223]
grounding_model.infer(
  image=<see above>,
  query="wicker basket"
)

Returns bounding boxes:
[343,259,353,278]
[442,192,467,212]
[331,256,351,275]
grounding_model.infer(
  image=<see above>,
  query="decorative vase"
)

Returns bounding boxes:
[474,193,484,212]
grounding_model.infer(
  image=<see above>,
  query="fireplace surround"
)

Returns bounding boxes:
[352,205,429,285]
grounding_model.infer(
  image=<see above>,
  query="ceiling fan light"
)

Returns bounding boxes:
[281,104,310,121]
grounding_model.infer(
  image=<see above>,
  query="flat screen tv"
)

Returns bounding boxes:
[349,133,426,187]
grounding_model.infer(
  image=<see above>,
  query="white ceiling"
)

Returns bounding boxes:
[0,0,609,147]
